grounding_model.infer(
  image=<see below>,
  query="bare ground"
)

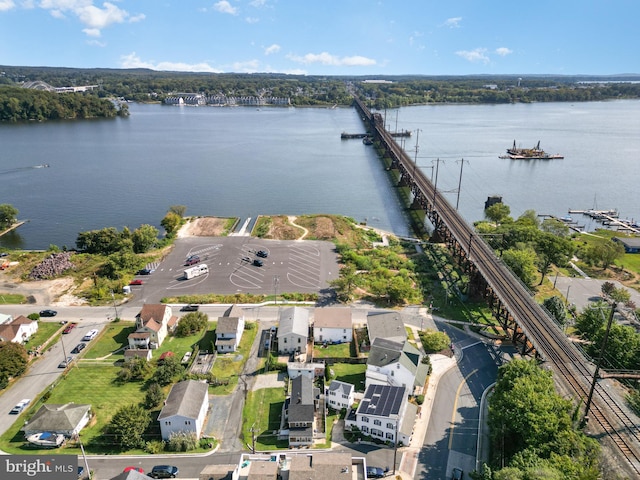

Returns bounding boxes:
[177,217,230,237]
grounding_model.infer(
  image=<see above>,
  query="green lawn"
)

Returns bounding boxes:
[242,387,287,451]
[0,293,27,304]
[313,341,351,358]
[329,363,367,392]
[209,323,258,395]
[24,321,64,352]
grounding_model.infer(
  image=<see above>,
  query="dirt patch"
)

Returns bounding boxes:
[0,276,85,306]
[178,217,231,237]
[260,215,305,240]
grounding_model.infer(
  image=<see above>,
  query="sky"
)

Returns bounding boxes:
[0,0,638,76]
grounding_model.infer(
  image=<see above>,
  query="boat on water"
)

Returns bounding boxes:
[499,140,564,160]
[26,432,65,448]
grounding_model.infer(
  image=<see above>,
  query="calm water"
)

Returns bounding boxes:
[1,100,639,250]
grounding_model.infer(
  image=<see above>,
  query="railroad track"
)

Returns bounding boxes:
[355,96,640,474]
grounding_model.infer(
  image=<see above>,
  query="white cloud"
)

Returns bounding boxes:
[120,52,222,73]
[443,17,462,28]
[245,16,258,23]
[287,52,376,67]
[86,38,106,47]
[264,44,280,55]
[214,1,238,15]
[0,0,15,12]
[495,47,513,56]
[455,48,490,64]
[249,0,267,7]
[34,1,144,36]
[230,59,260,72]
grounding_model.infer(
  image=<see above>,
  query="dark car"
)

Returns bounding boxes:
[253,259,263,267]
[149,465,179,479]
[71,343,86,354]
[58,356,73,368]
[78,466,85,479]
[256,250,268,258]
[137,268,152,275]
[185,255,200,266]
[366,467,385,479]
[39,309,57,317]
[180,304,199,312]
[63,322,78,334]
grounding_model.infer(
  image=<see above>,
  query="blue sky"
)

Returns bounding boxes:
[0,0,638,76]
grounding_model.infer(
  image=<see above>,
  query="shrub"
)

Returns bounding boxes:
[166,431,198,452]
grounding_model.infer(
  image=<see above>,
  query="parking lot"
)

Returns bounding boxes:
[133,236,340,302]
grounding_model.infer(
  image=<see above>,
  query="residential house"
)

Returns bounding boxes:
[288,453,354,480]
[613,237,640,253]
[128,304,176,350]
[277,307,309,355]
[326,380,355,411]
[0,313,12,324]
[366,311,407,344]
[348,384,417,445]
[158,380,209,441]
[313,307,352,344]
[22,402,92,438]
[285,375,317,446]
[287,362,324,380]
[365,337,429,395]
[0,315,38,343]
[246,460,278,480]
[123,348,153,363]
[216,316,245,353]
[199,464,239,480]
[109,471,153,480]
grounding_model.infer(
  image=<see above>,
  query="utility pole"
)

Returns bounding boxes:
[392,419,399,475]
[273,275,280,305]
[432,158,442,206]
[413,129,422,178]
[110,290,119,320]
[583,302,617,426]
[455,158,468,210]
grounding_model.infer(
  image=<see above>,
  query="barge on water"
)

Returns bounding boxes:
[499,140,564,160]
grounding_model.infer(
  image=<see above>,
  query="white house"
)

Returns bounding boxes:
[0,315,38,343]
[128,304,175,350]
[287,362,325,380]
[348,384,417,446]
[277,307,309,355]
[158,380,209,441]
[365,338,429,394]
[216,316,245,353]
[313,307,353,344]
[22,402,92,438]
[326,380,355,411]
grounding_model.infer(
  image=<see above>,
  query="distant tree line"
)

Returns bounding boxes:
[0,86,127,122]
[2,66,640,109]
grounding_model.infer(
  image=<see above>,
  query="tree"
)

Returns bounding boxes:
[485,203,511,225]
[329,264,360,301]
[534,232,573,284]
[168,205,187,217]
[593,239,624,270]
[175,311,208,337]
[131,224,159,253]
[501,248,537,288]
[100,251,144,280]
[419,330,450,353]
[144,382,165,409]
[160,211,182,237]
[0,341,29,379]
[116,357,151,383]
[107,404,151,449]
[0,204,18,230]
[574,302,608,340]
[600,281,616,298]
[541,218,570,237]
[153,355,184,386]
[543,296,567,326]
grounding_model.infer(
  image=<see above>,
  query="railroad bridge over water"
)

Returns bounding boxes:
[352,95,640,474]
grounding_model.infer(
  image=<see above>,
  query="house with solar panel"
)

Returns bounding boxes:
[365,337,429,395]
[348,384,417,445]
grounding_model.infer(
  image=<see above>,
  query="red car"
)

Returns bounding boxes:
[129,279,143,286]
[123,466,144,473]
[62,322,77,334]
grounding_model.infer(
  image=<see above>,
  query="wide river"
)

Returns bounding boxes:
[1,100,639,250]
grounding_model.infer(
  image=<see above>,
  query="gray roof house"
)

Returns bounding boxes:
[326,380,355,411]
[22,402,91,438]
[110,470,154,480]
[613,236,640,253]
[367,311,407,344]
[366,338,429,394]
[158,380,209,441]
[277,307,309,355]
[286,374,317,446]
[216,316,245,353]
[288,453,354,480]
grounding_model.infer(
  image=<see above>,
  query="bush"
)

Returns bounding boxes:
[145,440,165,454]
[415,395,425,405]
[166,431,198,452]
[419,330,450,353]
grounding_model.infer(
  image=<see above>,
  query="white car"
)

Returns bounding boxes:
[10,398,31,414]
[82,329,98,341]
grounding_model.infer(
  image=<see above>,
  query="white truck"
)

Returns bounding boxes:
[184,263,209,279]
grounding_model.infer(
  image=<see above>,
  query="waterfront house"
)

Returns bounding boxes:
[313,307,353,344]
[158,380,209,441]
[613,236,640,253]
[128,304,175,350]
[277,307,309,355]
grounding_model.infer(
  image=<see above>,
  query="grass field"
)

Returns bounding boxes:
[242,387,287,450]
[329,363,366,392]
[313,341,351,358]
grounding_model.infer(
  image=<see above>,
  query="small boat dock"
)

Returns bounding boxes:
[567,209,640,234]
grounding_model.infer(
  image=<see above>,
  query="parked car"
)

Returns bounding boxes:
[9,398,31,414]
[366,467,385,479]
[185,255,200,266]
[452,468,463,480]
[123,466,145,473]
[149,465,179,479]
[39,309,57,317]
[82,329,98,341]
[77,466,85,479]
[256,250,268,258]
[58,356,73,368]
[137,268,152,275]
[253,259,263,267]
[63,322,78,334]
[71,343,86,354]
[129,279,143,286]
[180,304,199,312]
